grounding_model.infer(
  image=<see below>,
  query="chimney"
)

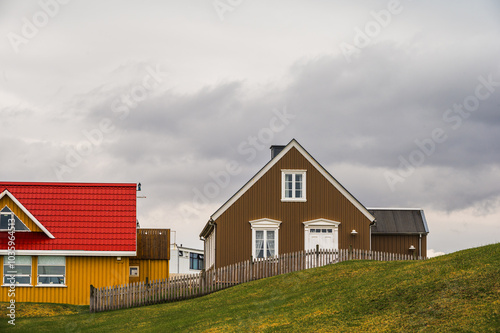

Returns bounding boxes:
[270,145,286,159]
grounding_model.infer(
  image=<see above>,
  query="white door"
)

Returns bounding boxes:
[307,228,334,250]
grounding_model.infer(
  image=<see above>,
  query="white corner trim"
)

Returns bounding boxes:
[0,250,136,256]
[302,218,341,228]
[249,218,282,229]
[0,190,55,239]
[210,139,375,222]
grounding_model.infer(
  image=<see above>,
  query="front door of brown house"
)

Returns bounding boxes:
[303,219,340,252]
[307,228,334,250]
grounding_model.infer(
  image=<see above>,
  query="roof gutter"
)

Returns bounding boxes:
[199,219,215,240]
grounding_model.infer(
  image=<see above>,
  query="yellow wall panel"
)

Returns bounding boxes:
[1,256,129,305]
[129,259,169,284]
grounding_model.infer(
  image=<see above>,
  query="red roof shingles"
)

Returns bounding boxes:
[0,182,137,252]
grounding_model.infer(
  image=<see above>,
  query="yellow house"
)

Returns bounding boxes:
[0,182,170,305]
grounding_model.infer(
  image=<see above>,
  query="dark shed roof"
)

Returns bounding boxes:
[368,208,429,234]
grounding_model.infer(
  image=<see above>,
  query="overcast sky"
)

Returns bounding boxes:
[1,0,499,256]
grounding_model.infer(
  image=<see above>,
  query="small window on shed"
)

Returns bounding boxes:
[129,266,139,277]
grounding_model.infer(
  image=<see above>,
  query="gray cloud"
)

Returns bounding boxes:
[1,0,499,253]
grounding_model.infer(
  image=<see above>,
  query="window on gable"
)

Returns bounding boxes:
[282,170,306,201]
[0,206,29,231]
[3,256,32,286]
[37,256,65,286]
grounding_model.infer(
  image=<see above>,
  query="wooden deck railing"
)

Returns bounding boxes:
[89,248,426,312]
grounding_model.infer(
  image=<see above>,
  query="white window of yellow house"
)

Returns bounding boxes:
[37,256,65,286]
[281,170,306,202]
[3,255,32,286]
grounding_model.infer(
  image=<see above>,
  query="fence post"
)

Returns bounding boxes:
[315,244,319,268]
[89,285,95,313]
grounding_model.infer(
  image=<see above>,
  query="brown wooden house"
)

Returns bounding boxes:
[199,139,429,269]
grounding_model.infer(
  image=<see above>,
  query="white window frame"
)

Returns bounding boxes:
[281,170,307,202]
[37,256,66,287]
[249,218,281,259]
[3,255,32,287]
[1,206,30,232]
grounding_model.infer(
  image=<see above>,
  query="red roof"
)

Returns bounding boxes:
[0,182,137,253]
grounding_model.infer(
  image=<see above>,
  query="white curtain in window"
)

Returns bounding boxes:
[255,230,264,258]
[266,231,275,257]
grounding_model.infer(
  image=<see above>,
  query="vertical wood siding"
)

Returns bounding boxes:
[371,234,427,258]
[0,256,128,305]
[215,147,372,267]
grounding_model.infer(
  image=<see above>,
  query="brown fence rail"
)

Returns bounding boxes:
[89,248,426,312]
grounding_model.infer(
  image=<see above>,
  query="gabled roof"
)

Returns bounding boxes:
[201,139,375,237]
[0,190,55,238]
[0,182,137,255]
[368,208,429,235]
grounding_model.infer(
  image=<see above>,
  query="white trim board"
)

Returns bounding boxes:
[0,250,136,256]
[210,139,375,222]
[0,190,55,239]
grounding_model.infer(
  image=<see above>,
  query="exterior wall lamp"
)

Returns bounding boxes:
[409,245,416,250]
[351,229,358,235]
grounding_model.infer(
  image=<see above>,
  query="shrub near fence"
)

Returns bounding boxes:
[89,247,426,313]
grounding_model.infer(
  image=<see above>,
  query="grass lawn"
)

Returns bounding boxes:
[1,243,499,332]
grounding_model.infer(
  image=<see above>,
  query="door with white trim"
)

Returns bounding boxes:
[307,228,334,250]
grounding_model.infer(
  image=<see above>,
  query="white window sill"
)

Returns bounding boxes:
[36,284,67,288]
[281,198,307,202]
[1,284,33,287]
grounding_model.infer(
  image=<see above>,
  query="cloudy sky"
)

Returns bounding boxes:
[1,0,499,256]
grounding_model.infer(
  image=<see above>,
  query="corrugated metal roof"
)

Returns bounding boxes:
[0,182,137,252]
[368,208,429,234]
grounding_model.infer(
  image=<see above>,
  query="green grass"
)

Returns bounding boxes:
[2,243,499,332]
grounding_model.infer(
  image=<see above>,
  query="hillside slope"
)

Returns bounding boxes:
[2,243,500,332]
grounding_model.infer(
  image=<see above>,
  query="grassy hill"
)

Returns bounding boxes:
[2,243,499,332]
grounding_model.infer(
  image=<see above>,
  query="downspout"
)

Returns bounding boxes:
[419,234,422,258]
[369,220,376,251]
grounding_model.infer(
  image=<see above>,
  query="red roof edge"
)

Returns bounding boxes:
[0,181,137,187]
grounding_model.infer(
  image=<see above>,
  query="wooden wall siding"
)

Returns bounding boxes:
[129,259,169,284]
[0,256,128,305]
[133,229,170,260]
[371,234,427,258]
[0,195,43,232]
[215,147,372,268]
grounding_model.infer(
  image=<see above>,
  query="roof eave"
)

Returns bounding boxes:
[0,190,55,239]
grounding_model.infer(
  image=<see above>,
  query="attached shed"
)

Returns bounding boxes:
[129,228,170,284]
[368,208,429,258]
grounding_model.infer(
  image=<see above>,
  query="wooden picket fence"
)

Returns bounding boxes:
[89,248,426,312]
